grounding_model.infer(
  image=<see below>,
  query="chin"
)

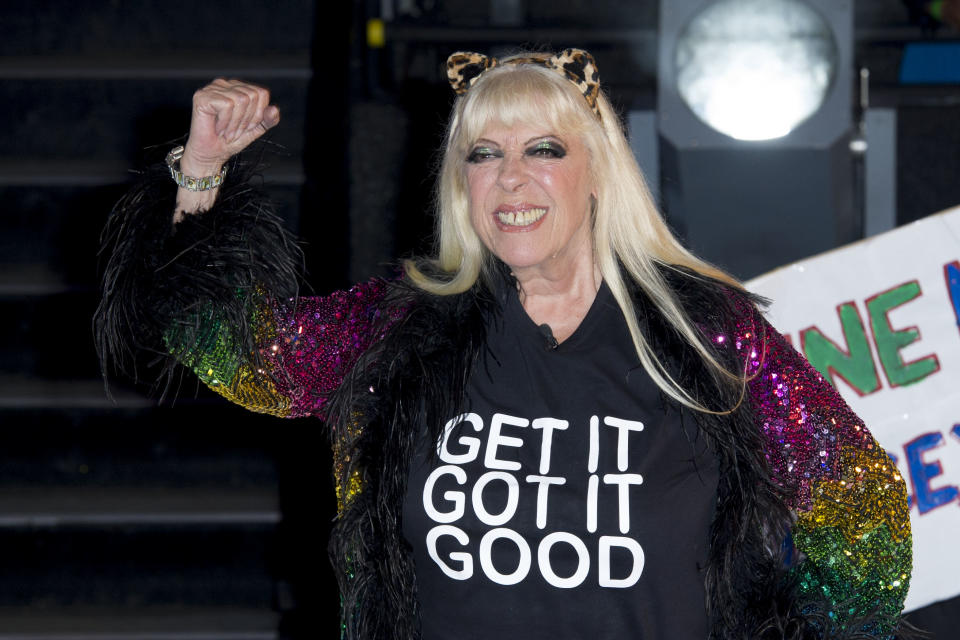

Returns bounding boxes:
[494,251,550,273]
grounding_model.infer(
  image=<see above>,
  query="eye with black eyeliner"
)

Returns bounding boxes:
[466,146,501,163]
[526,140,567,159]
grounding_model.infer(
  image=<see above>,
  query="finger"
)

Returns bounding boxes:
[200,92,236,138]
[223,87,252,141]
[222,80,266,138]
[237,85,266,138]
[193,86,234,135]
[232,108,278,151]
[245,87,272,133]
[262,104,280,130]
[235,105,279,147]
[227,83,259,139]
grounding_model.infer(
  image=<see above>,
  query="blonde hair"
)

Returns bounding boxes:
[405,53,747,412]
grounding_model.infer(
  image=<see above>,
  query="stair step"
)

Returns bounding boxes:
[0,528,277,608]
[0,181,303,292]
[0,184,121,289]
[0,55,311,80]
[0,265,80,297]
[0,161,305,187]
[0,402,281,489]
[0,292,100,379]
[0,78,309,166]
[0,378,148,409]
[0,487,279,528]
[0,606,278,640]
[3,1,311,60]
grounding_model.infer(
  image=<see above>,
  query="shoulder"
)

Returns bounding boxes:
[631,264,767,351]
[379,269,501,323]
[325,278,492,428]
[657,264,765,321]
[629,265,774,396]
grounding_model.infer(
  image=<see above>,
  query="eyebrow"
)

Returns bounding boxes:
[472,134,563,147]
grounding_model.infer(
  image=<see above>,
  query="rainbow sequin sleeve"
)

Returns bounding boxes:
[739,305,911,636]
[94,161,405,420]
[168,280,395,418]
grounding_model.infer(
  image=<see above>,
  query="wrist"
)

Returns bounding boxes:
[178,144,225,177]
[180,140,228,175]
[179,156,224,177]
[166,145,227,192]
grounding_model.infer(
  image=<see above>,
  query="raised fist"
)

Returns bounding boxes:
[181,78,280,176]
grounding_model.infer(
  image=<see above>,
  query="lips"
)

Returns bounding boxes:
[493,204,548,231]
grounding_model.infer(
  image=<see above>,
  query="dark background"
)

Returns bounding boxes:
[0,1,957,638]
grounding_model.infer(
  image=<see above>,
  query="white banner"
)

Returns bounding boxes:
[747,206,960,612]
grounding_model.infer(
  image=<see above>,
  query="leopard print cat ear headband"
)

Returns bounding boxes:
[446,48,602,121]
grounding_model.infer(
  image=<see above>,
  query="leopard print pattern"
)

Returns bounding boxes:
[550,48,601,117]
[445,48,602,121]
[446,52,498,95]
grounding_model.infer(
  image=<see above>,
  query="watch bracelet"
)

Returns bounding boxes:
[165,145,228,192]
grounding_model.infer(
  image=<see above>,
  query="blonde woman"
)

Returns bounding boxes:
[97,50,911,639]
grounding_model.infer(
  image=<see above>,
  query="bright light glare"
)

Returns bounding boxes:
[675,0,837,141]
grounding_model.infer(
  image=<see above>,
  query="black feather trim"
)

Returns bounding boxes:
[94,150,303,397]
[326,279,495,640]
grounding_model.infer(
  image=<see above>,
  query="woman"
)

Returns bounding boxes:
[97,49,912,639]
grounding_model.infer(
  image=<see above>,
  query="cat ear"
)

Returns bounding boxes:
[446,52,499,95]
[550,48,601,116]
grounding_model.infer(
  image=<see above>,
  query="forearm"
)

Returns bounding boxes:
[743,306,911,636]
[96,158,302,399]
[170,279,399,418]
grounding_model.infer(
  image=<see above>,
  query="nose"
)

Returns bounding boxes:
[496,152,527,191]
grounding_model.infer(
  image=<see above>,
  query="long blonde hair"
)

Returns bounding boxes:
[405,53,746,412]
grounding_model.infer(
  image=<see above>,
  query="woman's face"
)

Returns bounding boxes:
[465,121,596,278]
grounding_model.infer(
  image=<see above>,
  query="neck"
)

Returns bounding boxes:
[512,250,601,344]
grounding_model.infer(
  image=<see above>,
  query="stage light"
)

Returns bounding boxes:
[673,0,839,141]
[657,0,854,279]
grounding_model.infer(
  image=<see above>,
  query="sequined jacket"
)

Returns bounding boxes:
[96,165,912,640]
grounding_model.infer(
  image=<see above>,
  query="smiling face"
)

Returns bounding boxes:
[465,122,597,279]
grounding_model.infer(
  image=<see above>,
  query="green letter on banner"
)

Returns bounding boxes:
[867,281,939,387]
[801,303,880,395]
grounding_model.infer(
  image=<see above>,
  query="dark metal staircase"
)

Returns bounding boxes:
[0,3,336,638]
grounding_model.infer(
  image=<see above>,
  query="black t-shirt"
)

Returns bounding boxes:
[402,283,718,639]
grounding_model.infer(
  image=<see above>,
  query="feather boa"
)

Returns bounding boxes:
[95,154,303,396]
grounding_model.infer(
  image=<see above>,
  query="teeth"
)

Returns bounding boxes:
[497,207,546,226]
